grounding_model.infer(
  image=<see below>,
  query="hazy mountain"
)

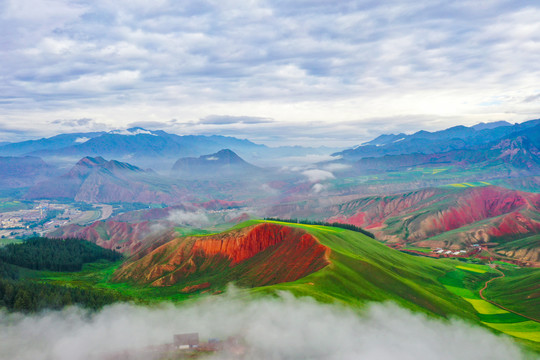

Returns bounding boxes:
[25,156,188,203]
[336,119,540,160]
[0,128,343,170]
[35,128,261,158]
[171,149,262,179]
[0,156,57,189]
[472,120,512,131]
[0,132,105,156]
[326,125,540,176]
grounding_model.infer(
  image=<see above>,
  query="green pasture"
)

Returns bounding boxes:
[0,200,32,213]
[18,220,539,353]
[0,238,23,247]
[439,268,540,348]
[401,246,433,253]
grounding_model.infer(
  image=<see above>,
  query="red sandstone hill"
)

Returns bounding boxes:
[113,223,330,289]
[48,220,175,255]
[327,186,540,262]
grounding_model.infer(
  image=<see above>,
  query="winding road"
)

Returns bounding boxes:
[479,267,540,323]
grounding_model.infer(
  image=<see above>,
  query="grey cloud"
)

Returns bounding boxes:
[128,119,180,129]
[51,118,94,127]
[523,94,540,103]
[48,118,110,133]
[0,123,31,135]
[199,115,274,125]
[1,0,540,141]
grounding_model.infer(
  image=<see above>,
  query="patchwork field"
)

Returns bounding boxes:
[440,266,540,351]
[446,181,492,188]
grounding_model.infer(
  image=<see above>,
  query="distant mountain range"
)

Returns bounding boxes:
[23,149,286,203]
[335,118,540,160]
[25,156,190,203]
[0,128,262,158]
[0,127,339,170]
[330,120,540,175]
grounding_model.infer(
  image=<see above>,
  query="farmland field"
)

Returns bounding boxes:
[440,267,540,350]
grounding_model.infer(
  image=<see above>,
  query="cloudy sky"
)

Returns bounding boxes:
[1,0,539,146]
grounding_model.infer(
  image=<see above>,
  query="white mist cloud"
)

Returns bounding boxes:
[274,154,342,166]
[312,183,328,194]
[74,137,90,143]
[302,169,335,183]
[0,293,528,360]
[323,163,352,172]
[166,209,210,228]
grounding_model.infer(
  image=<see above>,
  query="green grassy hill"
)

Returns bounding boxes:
[30,220,540,352]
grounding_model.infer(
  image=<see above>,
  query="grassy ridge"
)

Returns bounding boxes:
[249,220,540,352]
[24,220,539,352]
[249,220,476,319]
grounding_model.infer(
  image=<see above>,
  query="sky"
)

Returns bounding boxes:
[1,0,540,146]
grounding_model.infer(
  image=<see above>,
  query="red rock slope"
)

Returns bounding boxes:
[48,220,174,255]
[113,223,330,288]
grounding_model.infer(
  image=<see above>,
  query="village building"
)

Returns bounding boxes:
[174,333,199,350]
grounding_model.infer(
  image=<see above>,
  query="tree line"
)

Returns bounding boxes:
[264,218,375,238]
[0,237,126,312]
[0,237,122,272]
[0,278,129,312]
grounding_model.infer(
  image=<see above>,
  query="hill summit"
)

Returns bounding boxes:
[26,156,182,203]
[171,149,259,179]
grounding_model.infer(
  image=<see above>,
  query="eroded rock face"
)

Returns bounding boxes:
[497,248,539,263]
[49,220,174,255]
[113,223,330,288]
[328,188,441,229]
[327,186,540,262]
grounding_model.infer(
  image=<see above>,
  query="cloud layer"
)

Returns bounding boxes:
[0,293,528,360]
[1,0,540,144]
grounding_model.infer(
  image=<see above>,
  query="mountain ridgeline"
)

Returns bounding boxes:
[335,119,540,160]
[25,156,187,203]
[171,149,260,179]
[328,119,540,176]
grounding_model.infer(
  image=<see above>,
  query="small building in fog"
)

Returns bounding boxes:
[174,333,199,350]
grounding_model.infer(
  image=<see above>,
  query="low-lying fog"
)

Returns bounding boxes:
[0,291,529,360]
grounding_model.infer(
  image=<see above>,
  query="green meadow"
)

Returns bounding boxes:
[440,265,540,351]
[18,220,540,353]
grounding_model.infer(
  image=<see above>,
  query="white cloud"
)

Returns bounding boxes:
[311,183,328,193]
[323,162,351,172]
[109,128,156,136]
[0,294,527,360]
[302,169,335,183]
[166,209,210,228]
[74,137,90,143]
